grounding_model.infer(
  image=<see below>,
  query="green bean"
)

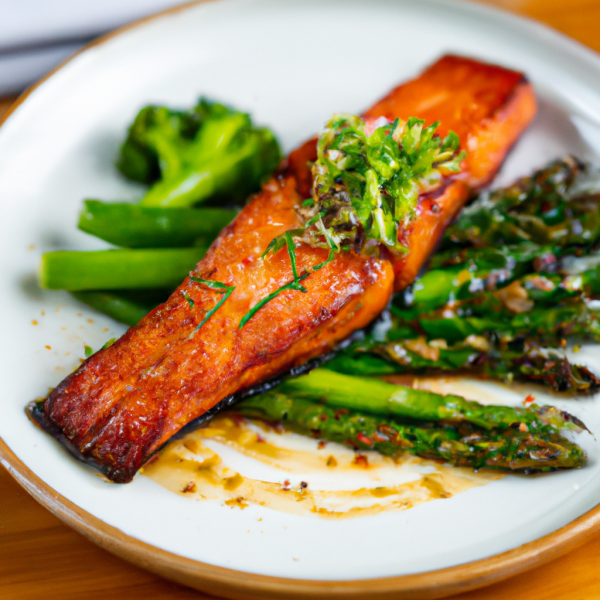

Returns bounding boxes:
[78,200,236,248]
[70,289,169,326]
[39,247,206,291]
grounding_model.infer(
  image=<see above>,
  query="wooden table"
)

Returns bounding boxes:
[2,1,600,598]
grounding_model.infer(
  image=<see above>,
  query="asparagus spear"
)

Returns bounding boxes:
[326,350,407,376]
[330,160,600,393]
[443,268,600,315]
[564,262,600,297]
[39,247,206,290]
[346,259,600,392]
[405,263,600,340]
[443,157,600,250]
[277,369,587,433]
[328,337,600,393]
[392,260,600,342]
[236,393,587,471]
[405,156,600,314]
[70,289,169,326]
[418,303,600,344]
[78,200,236,248]
[397,243,555,314]
[395,243,600,338]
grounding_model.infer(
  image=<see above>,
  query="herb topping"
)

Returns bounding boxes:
[239,114,465,326]
[186,114,465,330]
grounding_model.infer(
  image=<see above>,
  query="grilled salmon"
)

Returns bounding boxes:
[35,55,536,482]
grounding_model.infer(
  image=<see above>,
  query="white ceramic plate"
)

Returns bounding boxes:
[3,0,600,597]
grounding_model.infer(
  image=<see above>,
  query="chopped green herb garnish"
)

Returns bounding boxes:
[238,113,465,328]
[313,114,465,251]
[241,234,307,328]
[84,345,93,358]
[239,214,340,328]
[181,290,195,308]
[239,272,311,329]
[101,338,117,350]
[285,232,307,292]
[171,114,464,331]
[188,275,235,335]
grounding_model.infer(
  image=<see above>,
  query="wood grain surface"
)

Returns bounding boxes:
[2,1,600,598]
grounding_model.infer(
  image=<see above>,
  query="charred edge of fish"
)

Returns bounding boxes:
[26,401,108,475]
[25,347,342,483]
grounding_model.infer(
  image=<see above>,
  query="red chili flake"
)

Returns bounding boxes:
[373,431,389,443]
[242,257,253,266]
[317,441,326,450]
[356,433,373,446]
[533,253,556,272]
[282,480,290,491]
[182,481,197,493]
[319,413,328,422]
[522,394,535,405]
[353,455,369,468]
[334,409,349,421]
[232,414,246,426]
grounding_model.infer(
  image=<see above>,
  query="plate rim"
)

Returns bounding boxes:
[4,436,600,599]
[2,0,600,598]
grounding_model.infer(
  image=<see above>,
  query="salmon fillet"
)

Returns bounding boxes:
[36,55,536,482]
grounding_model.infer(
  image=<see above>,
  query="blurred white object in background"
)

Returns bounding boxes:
[0,0,189,95]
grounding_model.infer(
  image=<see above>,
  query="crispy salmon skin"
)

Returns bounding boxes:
[34,55,536,482]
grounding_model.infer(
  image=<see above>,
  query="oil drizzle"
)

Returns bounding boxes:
[143,414,500,519]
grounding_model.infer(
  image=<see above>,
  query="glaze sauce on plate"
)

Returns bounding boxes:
[144,377,501,519]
